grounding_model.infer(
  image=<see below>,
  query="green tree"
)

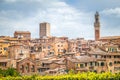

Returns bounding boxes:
[0,68,20,77]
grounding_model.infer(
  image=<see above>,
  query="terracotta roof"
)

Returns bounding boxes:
[0,59,11,62]
[75,56,96,62]
[14,31,30,34]
[105,45,118,47]
[88,48,107,55]
[55,61,65,65]
[42,60,52,64]
[0,40,5,42]
[89,48,120,56]
[100,36,120,40]
[17,57,35,63]
[81,40,88,44]
[102,52,120,56]
[0,39,10,43]
[67,55,96,63]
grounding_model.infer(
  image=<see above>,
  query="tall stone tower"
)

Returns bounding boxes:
[94,11,100,41]
[40,22,50,38]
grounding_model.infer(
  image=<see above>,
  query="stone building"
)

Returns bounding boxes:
[68,38,90,53]
[0,56,12,69]
[30,36,68,56]
[14,31,31,39]
[40,22,51,38]
[17,58,37,74]
[54,40,68,55]
[8,44,30,59]
[68,39,77,53]
[88,44,120,73]
[0,40,10,56]
[66,55,107,73]
[100,36,120,44]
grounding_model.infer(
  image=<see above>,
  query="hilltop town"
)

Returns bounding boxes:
[0,12,120,75]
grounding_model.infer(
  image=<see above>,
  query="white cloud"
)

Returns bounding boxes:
[33,1,93,38]
[0,0,94,39]
[101,7,120,17]
[4,0,17,3]
[3,0,59,3]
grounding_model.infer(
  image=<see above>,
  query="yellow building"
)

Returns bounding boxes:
[0,40,10,56]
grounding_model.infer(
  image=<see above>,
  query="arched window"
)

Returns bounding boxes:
[26,63,29,72]
[20,65,24,73]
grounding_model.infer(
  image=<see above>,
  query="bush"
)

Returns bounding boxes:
[0,68,20,77]
[1,71,120,80]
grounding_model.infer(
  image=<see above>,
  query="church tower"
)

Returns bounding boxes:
[94,11,100,41]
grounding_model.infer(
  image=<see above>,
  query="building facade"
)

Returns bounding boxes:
[14,31,31,39]
[17,58,37,74]
[0,40,9,56]
[40,22,51,38]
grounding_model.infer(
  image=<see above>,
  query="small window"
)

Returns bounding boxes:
[109,56,111,58]
[95,62,97,66]
[85,63,87,67]
[114,61,116,64]
[95,55,97,58]
[48,46,51,49]
[4,47,7,50]
[104,56,106,58]
[90,62,93,66]
[80,64,84,68]
[101,62,104,66]
[114,56,116,58]
[109,62,112,66]
[98,63,99,66]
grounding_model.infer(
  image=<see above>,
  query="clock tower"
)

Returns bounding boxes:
[94,11,100,41]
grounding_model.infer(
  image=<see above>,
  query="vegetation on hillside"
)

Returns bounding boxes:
[0,68,120,80]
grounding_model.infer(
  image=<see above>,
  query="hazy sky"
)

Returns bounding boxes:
[0,0,120,39]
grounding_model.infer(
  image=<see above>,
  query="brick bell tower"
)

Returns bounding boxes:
[94,11,100,41]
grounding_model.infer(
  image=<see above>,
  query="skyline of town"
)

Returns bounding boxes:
[0,0,120,78]
[0,0,120,39]
[0,12,119,40]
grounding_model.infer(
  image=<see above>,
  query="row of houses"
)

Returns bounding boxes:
[0,34,120,75]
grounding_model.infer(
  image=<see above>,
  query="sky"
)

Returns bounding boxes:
[0,0,120,40]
